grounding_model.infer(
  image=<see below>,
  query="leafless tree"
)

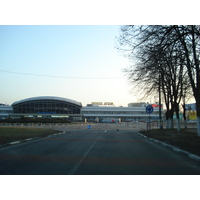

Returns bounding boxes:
[117,25,197,133]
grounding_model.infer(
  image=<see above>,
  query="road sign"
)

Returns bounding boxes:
[87,125,92,129]
[146,105,154,113]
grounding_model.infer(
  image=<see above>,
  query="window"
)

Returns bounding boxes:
[13,99,81,115]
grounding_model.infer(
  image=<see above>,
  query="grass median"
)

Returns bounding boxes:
[0,127,59,145]
[140,128,200,156]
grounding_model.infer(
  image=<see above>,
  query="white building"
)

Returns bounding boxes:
[81,102,162,122]
[0,97,163,122]
[0,104,13,119]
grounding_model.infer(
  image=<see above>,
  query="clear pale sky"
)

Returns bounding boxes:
[0,25,139,106]
[0,2,195,107]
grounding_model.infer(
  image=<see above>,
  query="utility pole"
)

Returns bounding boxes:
[159,73,163,129]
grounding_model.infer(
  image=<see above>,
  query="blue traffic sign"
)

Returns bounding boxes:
[87,125,92,129]
[146,105,154,113]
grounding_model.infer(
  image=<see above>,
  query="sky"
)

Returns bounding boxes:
[0,25,140,106]
[0,1,197,107]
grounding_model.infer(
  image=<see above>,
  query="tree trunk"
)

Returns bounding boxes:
[175,102,180,132]
[196,99,200,136]
[165,111,169,129]
[169,118,173,129]
[176,118,181,132]
[182,103,187,129]
[168,108,174,129]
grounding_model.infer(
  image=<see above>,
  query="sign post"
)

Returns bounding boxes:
[145,105,154,131]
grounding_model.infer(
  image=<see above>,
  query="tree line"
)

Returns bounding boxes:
[117,25,200,136]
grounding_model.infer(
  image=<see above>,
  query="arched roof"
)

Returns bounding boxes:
[12,96,82,107]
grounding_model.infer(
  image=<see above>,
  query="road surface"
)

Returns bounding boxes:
[0,124,200,175]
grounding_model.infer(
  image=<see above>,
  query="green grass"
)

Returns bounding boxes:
[0,127,59,145]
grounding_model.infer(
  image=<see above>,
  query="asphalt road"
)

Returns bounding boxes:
[0,127,200,175]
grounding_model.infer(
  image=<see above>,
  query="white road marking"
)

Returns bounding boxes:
[10,141,20,145]
[68,131,104,175]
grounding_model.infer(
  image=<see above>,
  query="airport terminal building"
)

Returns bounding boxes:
[0,103,13,119]
[82,102,161,122]
[10,96,82,122]
[0,96,163,122]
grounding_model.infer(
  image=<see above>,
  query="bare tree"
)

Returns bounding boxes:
[117,25,196,133]
[174,25,200,135]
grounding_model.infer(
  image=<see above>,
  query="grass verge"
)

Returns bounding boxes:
[140,129,200,156]
[0,127,59,145]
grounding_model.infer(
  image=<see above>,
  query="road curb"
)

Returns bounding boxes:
[0,131,65,148]
[189,154,200,162]
[137,132,200,163]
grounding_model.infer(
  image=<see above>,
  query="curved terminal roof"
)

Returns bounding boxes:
[12,96,82,107]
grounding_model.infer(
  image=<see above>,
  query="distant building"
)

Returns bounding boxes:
[128,102,147,107]
[82,102,162,122]
[0,104,13,119]
[10,96,82,121]
[0,97,163,122]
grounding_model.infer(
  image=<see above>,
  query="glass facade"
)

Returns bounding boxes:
[13,99,81,114]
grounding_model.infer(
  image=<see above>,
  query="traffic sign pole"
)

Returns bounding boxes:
[146,105,154,131]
